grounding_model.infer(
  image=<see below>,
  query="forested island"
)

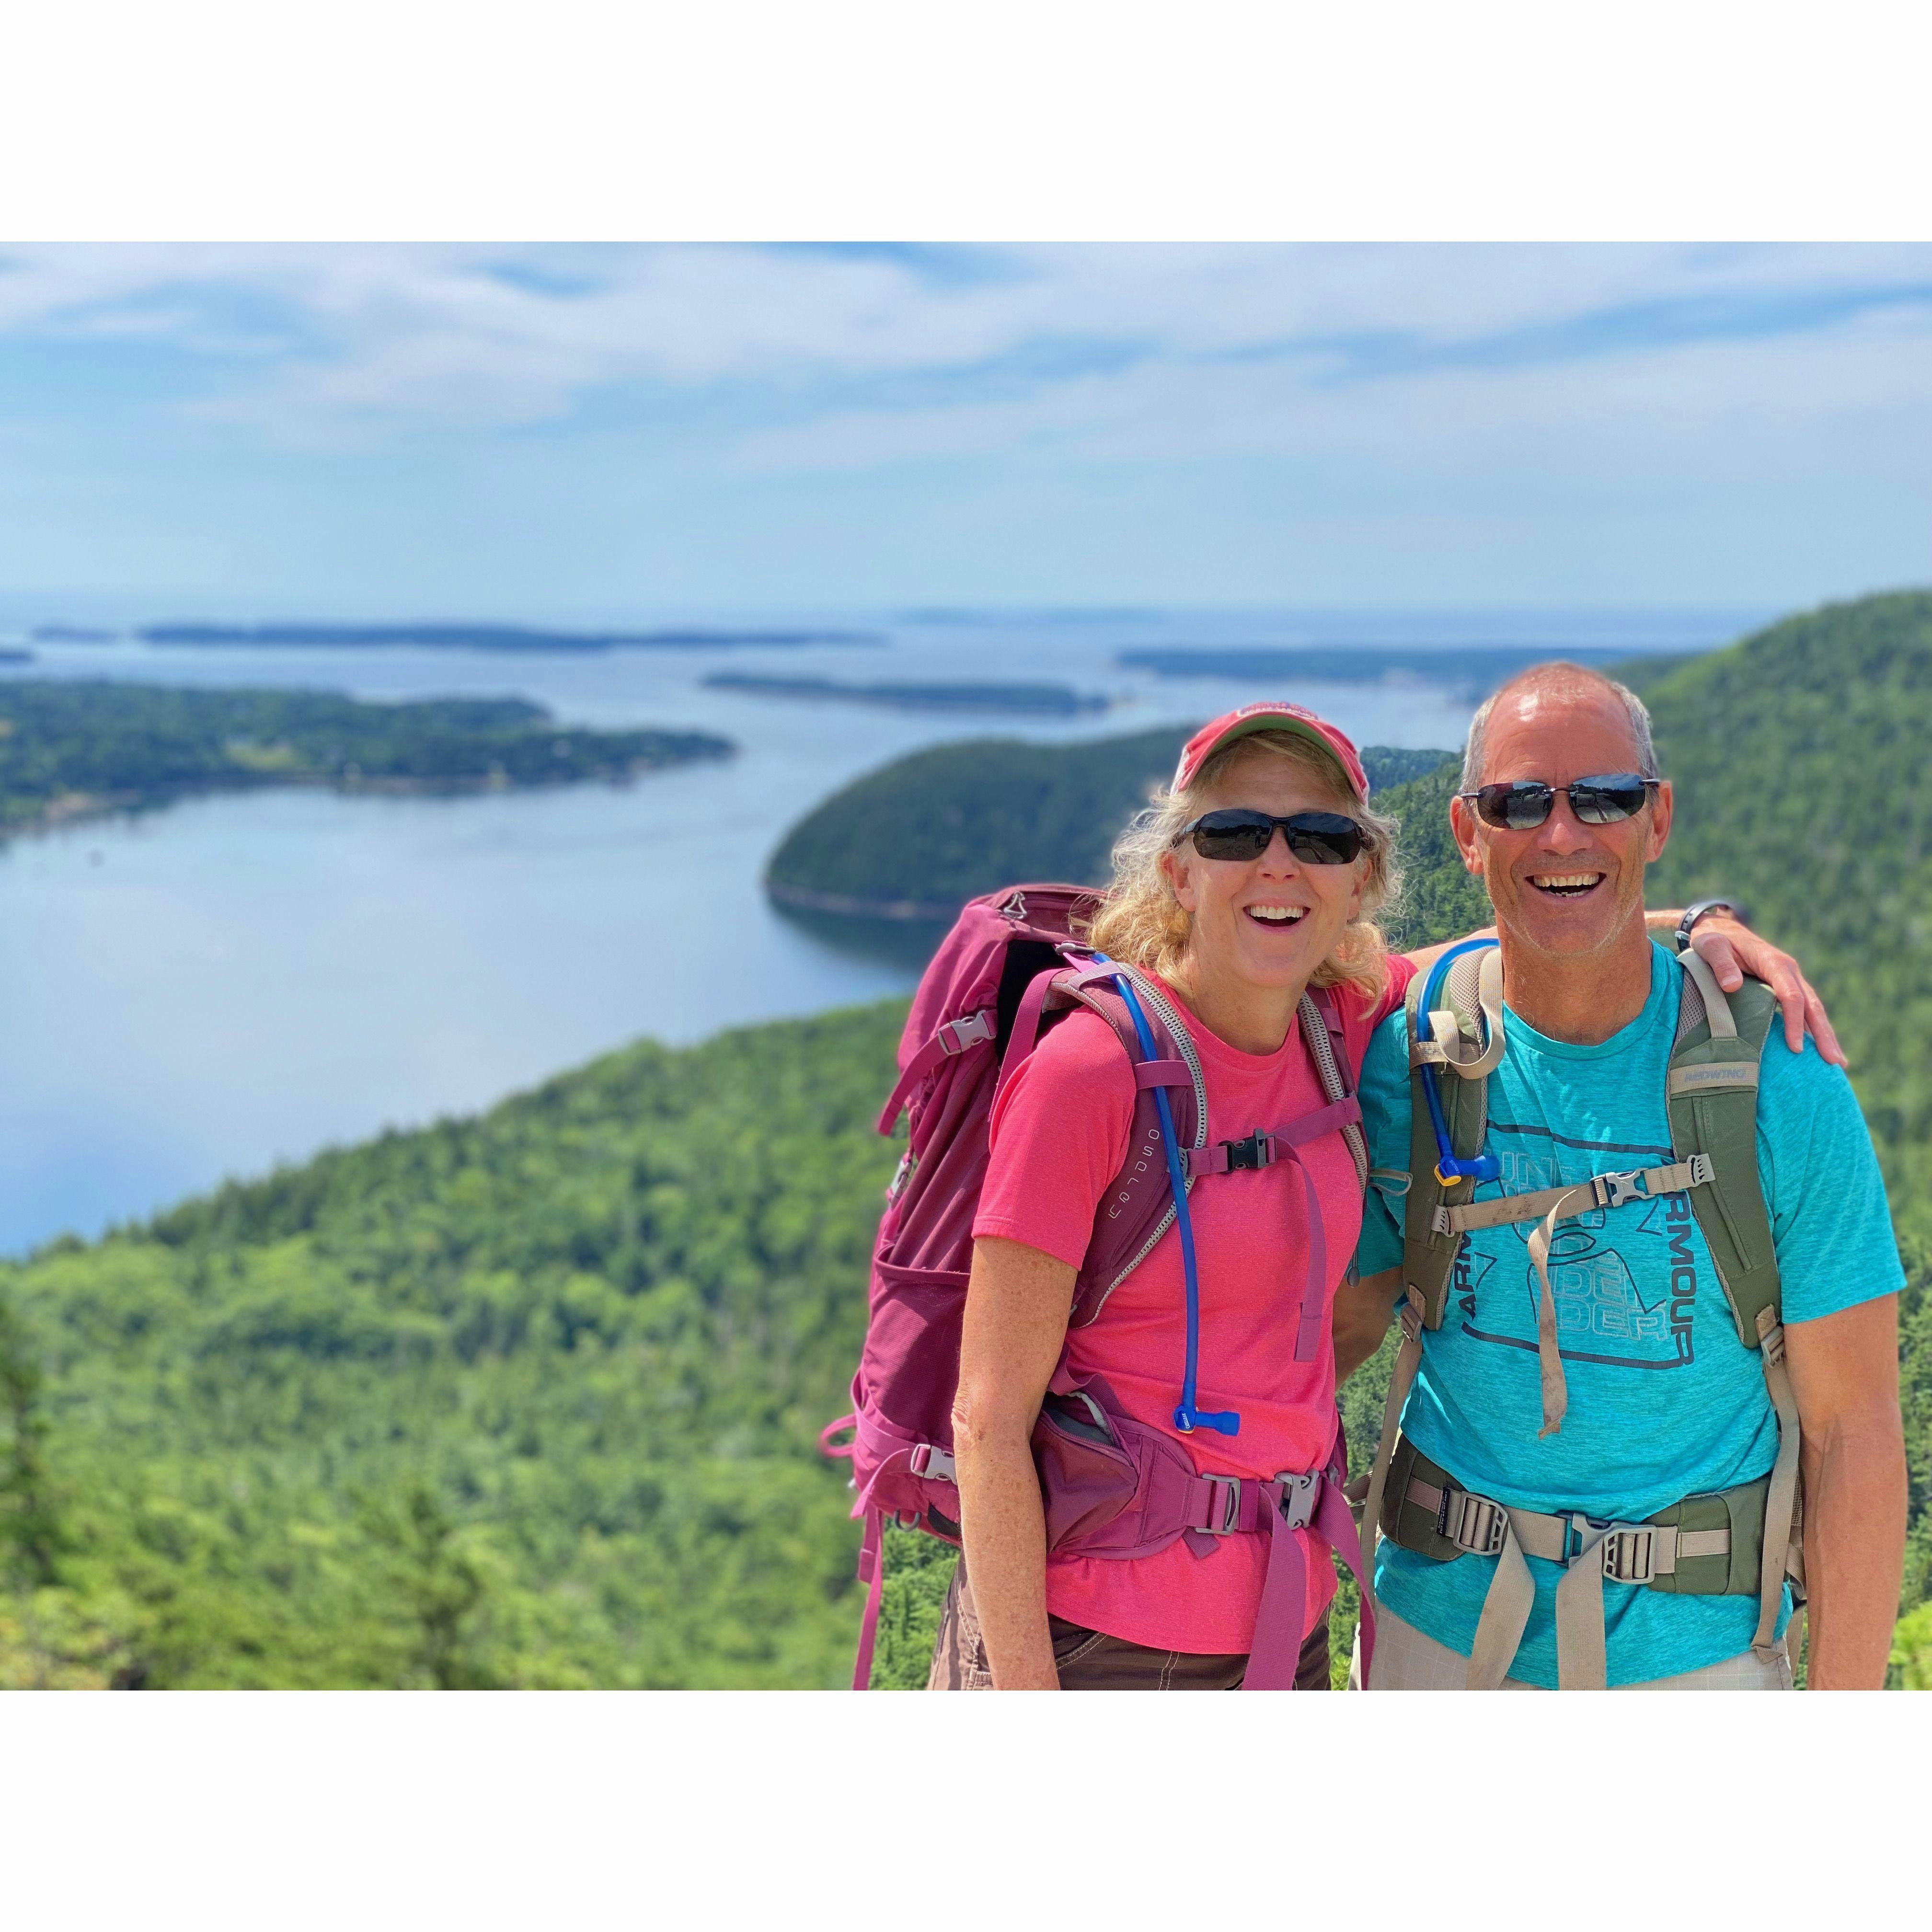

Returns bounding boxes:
[1119,643,1681,695]
[764,732,1450,923]
[139,623,880,651]
[0,681,733,838]
[1,590,1927,1689]
[702,673,1109,717]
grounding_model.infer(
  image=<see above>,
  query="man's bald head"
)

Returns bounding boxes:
[1460,662,1658,794]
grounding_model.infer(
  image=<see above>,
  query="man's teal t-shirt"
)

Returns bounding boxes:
[1353,942,1902,1687]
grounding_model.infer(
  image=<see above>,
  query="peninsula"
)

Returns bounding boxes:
[139,623,881,652]
[765,729,1452,926]
[0,680,733,838]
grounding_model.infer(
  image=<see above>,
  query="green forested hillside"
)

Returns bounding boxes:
[0,1007,905,1687]
[3,593,1929,1688]
[766,730,1452,920]
[1633,593,1932,1618]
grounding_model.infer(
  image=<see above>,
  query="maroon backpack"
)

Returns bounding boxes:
[822,883,1376,1689]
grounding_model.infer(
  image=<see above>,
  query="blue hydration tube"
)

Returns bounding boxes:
[1416,938,1502,1186]
[1092,954,1238,1437]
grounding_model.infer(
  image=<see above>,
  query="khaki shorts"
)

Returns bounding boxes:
[1358,1606,1794,1690]
[927,1560,1330,1690]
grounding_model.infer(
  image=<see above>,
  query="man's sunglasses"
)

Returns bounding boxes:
[1175,808,1367,865]
[1459,772,1658,831]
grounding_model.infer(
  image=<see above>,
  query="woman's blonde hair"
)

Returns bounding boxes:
[1081,728,1402,998]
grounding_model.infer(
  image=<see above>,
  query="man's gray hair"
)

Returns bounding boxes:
[1460,662,1660,794]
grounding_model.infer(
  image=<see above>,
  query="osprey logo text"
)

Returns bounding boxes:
[1106,1123,1164,1220]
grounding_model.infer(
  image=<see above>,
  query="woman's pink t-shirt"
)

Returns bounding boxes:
[972,960,1415,1656]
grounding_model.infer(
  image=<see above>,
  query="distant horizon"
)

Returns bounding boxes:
[0,592,1794,632]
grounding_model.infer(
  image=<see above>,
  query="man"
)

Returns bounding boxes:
[1335,662,1905,1689]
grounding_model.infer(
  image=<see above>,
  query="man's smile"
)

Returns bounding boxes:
[1527,870,1605,900]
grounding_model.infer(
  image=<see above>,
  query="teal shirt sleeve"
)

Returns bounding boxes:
[1352,1005,1414,1279]
[1754,1029,1904,1324]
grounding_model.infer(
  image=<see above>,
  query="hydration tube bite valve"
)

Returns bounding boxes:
[1416,938,1502,1187]
[1091,954,1239,1438]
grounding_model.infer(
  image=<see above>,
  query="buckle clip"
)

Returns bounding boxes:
[1222,1130,1272,1172]
[1595,1168,1646,1209]
[1196,1473,1242,1535]
[1439,1489,1506,1556]
[908,1442,957,1484]
[941,1010,995,1055]
[1601,1525,1657,1584]
[1688,1151,1714,1186]
[1272,1470,1319,1530]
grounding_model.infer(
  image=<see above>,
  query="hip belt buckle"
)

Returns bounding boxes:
[1439,1488,1507,1556]
[1599,1523,1659,1585]
[1196,1472,1243,1535]
[1272,1469,1319,1531]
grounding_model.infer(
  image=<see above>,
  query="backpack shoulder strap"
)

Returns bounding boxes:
[1668,947,1799,1666]
[1303,985,1368,1193]
[1668,948,1781,1346]
[1400,949,1497,1330]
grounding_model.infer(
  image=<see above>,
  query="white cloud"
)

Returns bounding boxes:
[2,241,1932,482]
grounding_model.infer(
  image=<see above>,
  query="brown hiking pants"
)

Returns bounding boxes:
[927,1561,1331,1690]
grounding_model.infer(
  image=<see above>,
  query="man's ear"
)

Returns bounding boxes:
[1646,779,1673,862]
[1449,794,1484,877]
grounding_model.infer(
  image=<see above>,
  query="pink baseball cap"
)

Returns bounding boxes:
[1173,701,1369,802]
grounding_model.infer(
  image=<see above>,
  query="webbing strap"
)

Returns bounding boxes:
[851,1505,886,1691]
[1243,1471,1374,1690]
[1518,1158,1714,1438]
[1401,1460,1759,1689]
[1521,1184,1589,1437]
[1755,1321,1803,1664]
[1552,1520,1614,1690]
[879,1006,998,1133]
[1179,1095,1362,1363]
[1466,1516,1535,1690]
[1436,1157,1712,1235]
[1134,1058,1192,1090]
[1403,1476,1733,1571]
[1182,1095,1364,1175]
[1352,1298,1423,1684]
[1678,944,1738,1040]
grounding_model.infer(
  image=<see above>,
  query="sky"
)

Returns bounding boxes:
[0,241,1929,621]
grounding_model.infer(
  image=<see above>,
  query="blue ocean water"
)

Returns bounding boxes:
[0,605,1758,1252]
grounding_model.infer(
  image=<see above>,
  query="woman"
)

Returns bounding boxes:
[936,702,1825,1690]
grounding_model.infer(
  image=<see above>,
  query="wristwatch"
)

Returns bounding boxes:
[1675,896,1751,952]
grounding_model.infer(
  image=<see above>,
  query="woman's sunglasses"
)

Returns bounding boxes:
[1459,772,1658,831]
[1175,808,1366,865]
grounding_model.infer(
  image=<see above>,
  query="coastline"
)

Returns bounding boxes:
[765,878,966,923]
[0,750,736,846]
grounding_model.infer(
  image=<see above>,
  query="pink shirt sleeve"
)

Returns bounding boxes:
[972,1011,1135,1272]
